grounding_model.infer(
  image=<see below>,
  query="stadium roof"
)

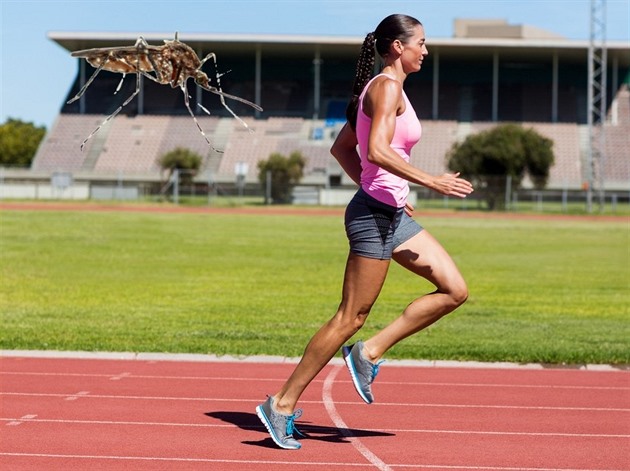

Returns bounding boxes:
[49,31,630,66]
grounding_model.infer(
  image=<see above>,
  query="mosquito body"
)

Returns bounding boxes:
[67,33,262,150]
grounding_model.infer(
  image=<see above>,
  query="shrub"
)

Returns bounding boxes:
[257,151,306,204]
[447,124,554,210]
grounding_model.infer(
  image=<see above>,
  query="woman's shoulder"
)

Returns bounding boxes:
[365,75,403,112]
[367,74,402,96]
[371,73,401,86]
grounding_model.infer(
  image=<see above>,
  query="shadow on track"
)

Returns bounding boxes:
[206,411,395,449]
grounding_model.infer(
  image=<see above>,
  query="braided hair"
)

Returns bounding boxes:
[345,14,422,130]
[345,32,376,130]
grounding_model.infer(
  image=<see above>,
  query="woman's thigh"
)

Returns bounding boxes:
[392,230,466,293]
[339,253,391,315]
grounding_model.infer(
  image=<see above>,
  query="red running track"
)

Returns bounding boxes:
[1,354,629,470]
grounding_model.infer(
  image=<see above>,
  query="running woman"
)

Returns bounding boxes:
[256,13,474,450]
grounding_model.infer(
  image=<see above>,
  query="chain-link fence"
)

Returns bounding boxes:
[1,167,628,214]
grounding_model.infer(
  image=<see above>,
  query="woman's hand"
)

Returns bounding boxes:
[404,201,415,217]
[431,172,474,198]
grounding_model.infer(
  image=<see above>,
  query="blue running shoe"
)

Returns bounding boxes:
[255,396,302,450]
[342,341,384,404]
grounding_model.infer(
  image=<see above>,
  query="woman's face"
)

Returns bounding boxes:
[400,25,429,73]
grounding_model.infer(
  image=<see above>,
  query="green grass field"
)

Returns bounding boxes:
[1,205,628,365]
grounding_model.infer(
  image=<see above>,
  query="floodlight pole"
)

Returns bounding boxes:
[79,59,86,114]
[586,0,607,212]
[313,47,322,120]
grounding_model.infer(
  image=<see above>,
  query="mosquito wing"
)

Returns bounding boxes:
[71,45,163,75]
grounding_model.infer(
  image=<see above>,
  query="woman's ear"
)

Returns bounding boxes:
[391,39,404,56]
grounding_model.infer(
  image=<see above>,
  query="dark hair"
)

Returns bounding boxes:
[345,14,422,129]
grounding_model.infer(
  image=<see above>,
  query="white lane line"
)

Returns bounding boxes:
[377,428,630,439]
[0,453,376,467]
[2,349,627,371]
[5,414,37,426]
[2,371,628,391]
[64,391,89,401]
[109,372,131,381]
[2,416,628,439]
[0,453,626,471]
[322,365,392,471]
[1,392,627,412]
[1,417,239,428]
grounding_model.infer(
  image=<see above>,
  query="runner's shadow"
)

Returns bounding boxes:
[206,411,395,448]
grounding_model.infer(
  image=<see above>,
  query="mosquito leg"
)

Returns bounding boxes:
[199,84,262,131]
[136,36,162,83]
[67,59,107,104]
[114,73,126,94]
[141,71,161,83]
[198,54,261,131]
[201,85,262,111]
[79,70,142,151]
[199,51,217,69]
[180,82,221,152]
[195,52,216,116]
[197,101,212,115]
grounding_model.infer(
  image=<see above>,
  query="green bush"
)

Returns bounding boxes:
[447,124,554,210]
[257,151,306,204]
[157,147,202,187]
[0,118,46,167]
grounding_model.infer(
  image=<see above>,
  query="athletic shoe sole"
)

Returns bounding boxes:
[255,403,301,450]
[342,344,373,404]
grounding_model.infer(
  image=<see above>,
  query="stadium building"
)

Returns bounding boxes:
[15,20,630,203]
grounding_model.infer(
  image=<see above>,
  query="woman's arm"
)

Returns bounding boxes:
[330,123,362,186]
[366,78,473,198]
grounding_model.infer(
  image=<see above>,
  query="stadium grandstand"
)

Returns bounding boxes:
[9,19,630,203]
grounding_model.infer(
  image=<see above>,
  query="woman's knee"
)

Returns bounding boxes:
[448,280,468,308]
[332,304,371,334]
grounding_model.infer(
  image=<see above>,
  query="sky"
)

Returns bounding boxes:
[1,0,629,130]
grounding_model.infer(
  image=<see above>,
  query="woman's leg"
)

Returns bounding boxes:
[361,230,468,362]
[273,252,390,414]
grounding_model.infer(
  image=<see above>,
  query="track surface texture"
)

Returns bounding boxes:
[1,354,628,470]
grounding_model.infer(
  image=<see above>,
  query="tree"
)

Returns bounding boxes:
[447,124,554,210]
[0,118,46,167]
[157,147,202,187]
[257,151,306,204]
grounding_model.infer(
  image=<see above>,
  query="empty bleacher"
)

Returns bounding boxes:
[92,116,169,174]
[411,120,585,189]
[602,85,630,187]
[32,115,102,172]
[411,120,459,176]
[526,122,583,188]
[217,122,279,180]
[31,107,628,191]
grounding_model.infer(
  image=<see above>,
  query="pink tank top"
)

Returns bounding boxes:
[356,73,422,208]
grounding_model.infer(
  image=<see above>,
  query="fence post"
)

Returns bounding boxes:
[173,168,179,205]
[505,175,512,210]
[562,182,568,213]
[207,170,215,205]
[235,162,248,198]
[536,192,543,212]
[116,171,124,200]
[265,170,272,205]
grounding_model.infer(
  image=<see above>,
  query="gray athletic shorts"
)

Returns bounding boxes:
[344,188,423,260]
